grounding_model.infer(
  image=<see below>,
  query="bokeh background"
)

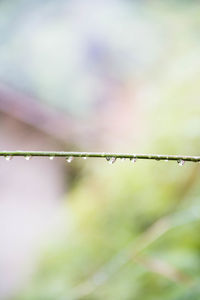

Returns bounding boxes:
[0,0,200,299]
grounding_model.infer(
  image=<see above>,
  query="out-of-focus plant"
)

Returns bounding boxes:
[14,149,200,300]
[10,1,200,299]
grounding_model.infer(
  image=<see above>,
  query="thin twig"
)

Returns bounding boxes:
[135,256,191,284]
[69,202,200,299]
[0,151,199,162]
[69,218,171,299]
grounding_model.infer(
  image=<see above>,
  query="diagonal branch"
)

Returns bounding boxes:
[69,203,200,299]
[135,255,192,284]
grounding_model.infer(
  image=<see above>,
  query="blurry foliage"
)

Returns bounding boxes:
[3,0,199,299]
[14,156,200,300]
[0,0,200,118]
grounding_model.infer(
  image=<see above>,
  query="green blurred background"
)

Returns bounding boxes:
[0,0,199,299]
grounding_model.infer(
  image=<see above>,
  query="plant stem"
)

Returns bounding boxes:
[0,151,199,162]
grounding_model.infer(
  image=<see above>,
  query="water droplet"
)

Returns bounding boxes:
[177,159,185,166]
[66,156,74,163]
[108,157,116,164]
[5,156,12,161]
[120,157,126,161]
[25,155,32,161]
[49,156,54,160]
[130,158,137,163]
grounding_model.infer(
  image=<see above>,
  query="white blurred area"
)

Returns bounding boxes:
[0,116,66,298]
[0,0,165,150]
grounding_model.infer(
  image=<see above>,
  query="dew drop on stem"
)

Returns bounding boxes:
[177,159,185,166]
[5,156,12,161]
[66,156,74,163]
[130,158,137,163]
[107,157,116,164]
[25,156,32,161]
